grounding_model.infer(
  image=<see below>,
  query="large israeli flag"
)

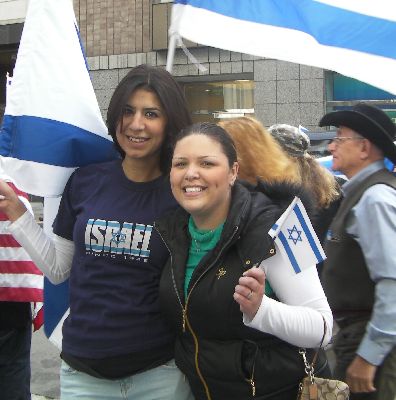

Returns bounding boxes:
[0,0,118,198]
[169,0,396,95]
[268,197,326,275]
[0,0,118,349]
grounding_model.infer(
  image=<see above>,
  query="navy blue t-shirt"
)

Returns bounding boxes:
[53,160,177,359]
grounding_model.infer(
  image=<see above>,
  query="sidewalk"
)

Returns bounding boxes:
[31,329,61,399]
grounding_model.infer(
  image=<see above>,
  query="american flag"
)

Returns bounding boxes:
[0,180,44,330]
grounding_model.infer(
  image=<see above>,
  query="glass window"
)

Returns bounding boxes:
[328,72,395,102]
[325,72,396,123]
[183,80,254,123]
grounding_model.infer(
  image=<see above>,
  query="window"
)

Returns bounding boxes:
[183,80,254,123]
[325,72,396,123]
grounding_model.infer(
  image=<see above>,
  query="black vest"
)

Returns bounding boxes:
[322,169,396,316]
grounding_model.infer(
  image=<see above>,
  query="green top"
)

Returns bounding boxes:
[184,217,274,298]
[184,217,224,298]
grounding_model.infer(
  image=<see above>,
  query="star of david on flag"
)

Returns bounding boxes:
[268,197,326,274]
[287,225,303,245]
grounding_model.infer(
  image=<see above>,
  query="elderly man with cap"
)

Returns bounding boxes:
[319,102,396,399]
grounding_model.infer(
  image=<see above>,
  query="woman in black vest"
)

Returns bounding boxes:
[156,122,333,400]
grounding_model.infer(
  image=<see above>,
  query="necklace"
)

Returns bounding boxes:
[191,232,211,253]
[192,233,212,253]
[193,238,200,253]
[188,217,224,254]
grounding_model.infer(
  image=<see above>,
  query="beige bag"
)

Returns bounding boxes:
[297,318,350,400]
[297,375,350,400]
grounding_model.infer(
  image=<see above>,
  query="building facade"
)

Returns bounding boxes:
[1,0,395,130]
[75,0,327,130]
[0,0,25,117]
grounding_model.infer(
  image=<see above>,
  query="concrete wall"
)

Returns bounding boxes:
[0,0,27,25]
[87,47,326,130]
[254,59,325,129]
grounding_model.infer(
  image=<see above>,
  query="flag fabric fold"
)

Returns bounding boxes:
[170,0,396,94]
[0,0,118,346]
[0,0,118,198]
[32,301,44,331]
[267,197,325,274]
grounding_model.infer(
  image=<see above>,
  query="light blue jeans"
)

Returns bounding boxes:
[60,359,194,400]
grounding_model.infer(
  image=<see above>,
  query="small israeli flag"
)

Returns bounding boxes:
[268,197,326,274]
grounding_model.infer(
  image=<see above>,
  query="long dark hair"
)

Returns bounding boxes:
[107,64,192,173]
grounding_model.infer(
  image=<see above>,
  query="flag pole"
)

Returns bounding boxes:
[166,32,177,73]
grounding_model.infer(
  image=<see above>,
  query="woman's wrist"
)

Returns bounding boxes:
[7,200,28,222]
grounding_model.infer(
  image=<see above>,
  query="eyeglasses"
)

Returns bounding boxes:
[330,137,365,145]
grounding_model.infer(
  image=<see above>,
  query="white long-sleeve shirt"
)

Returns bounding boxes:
[8,210,74,284]
[244,257,333,348]
[10,209,332,349]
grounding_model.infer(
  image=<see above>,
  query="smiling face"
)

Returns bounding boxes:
[170,134,238,230]
[116,88,167,169]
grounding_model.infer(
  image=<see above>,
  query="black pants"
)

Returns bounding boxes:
[0,326,32,400]
[333,320,396,400]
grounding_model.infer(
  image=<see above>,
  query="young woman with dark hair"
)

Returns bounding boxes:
[0,65,194,399]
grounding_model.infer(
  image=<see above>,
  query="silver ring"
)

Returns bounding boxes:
[247,290,253,300]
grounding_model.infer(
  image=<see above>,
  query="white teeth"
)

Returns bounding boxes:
[185,187,202,193]
[128,136,146,142]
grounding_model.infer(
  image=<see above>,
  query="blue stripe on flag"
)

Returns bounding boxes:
[43,278,69,337]
[294,203,324,263]
[278,231,301,274]
[384,158,394,172]
[175,0,396,59]
[0,115,118,167]
[317,156,346,177]
[318,157,332,169]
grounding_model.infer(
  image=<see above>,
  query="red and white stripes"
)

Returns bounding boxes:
[0,181,44,329]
